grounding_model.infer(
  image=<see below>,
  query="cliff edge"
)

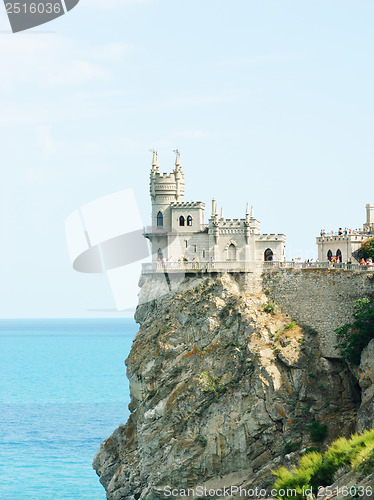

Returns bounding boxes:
[93,273,368,499]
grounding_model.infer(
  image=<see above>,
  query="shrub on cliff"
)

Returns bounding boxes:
[309,421,328,442]
[361,237,374,260]
[272,428,374,499]
[335,297,374,365]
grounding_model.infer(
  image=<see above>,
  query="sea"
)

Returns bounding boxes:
[0,318,137,500]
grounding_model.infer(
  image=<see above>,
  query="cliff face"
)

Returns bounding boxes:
[93,273,363,500]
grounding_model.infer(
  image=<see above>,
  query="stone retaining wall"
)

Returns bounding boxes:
[262,269,374,358]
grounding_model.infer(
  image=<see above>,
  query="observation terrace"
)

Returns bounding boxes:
[141,260,374,275]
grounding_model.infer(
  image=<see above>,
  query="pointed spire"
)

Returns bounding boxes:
[246,203,250,216]
[211,198,216,218]
[151,150,159,172]
[220,207,224,219]
[174,149,182,171]
[250,206,254,218]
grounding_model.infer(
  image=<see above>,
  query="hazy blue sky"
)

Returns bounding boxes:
[1,0,373,317]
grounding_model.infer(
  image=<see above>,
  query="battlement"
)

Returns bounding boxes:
[170,201,205,208]
[218,219,242,227]
[258,234,286,240]
[154,172,176,181]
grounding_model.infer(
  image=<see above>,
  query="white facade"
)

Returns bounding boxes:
[316,204,374,263]
[144,151,286,264]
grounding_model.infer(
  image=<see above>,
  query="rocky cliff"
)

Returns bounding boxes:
[93,271,374,499]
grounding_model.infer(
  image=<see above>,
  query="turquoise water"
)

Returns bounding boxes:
[0,319,137,500]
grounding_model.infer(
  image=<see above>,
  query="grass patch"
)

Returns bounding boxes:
[285,321,297,330]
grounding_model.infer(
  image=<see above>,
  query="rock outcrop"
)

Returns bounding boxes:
[357,339,374,433]
[93,273,363,500]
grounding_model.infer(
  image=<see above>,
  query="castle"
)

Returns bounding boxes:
[144,151,286,264]
[316,204,374,263]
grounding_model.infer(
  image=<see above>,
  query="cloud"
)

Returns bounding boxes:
[0,34,130,91]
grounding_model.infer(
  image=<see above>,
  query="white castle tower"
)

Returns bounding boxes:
[150,150,185,230]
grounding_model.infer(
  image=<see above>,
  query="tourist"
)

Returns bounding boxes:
[360,258,366,266]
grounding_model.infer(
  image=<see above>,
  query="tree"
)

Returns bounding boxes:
[361,237,374,261]
[335,298,374,365]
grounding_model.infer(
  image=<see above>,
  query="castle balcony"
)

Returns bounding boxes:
[316,234,368,243]
[141,260,374,275]
[141,260,263,274]
[143,226,171,238]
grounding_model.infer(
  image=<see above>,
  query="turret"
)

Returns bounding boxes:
[149,151,185,230]
[365,203,374,229]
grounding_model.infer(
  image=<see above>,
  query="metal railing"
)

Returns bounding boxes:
[141,261,261,274]
[141,260,374,274]
[263,261,374,271]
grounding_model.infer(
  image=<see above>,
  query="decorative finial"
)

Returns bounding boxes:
[246,203,250,216]
[174,149,182,170]
[250,206,254,218]
[220,207,224,219]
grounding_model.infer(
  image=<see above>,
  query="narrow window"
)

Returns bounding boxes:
[185,240,188,248]
[187,215,193,226]
[202,249,206,259]
[264,248,273,262]
[157,248,163,261]
[157,211,163,227]
[336,249,342,263]
[179,215,185,226]
[194,245,197,253]
[228,244,237,261]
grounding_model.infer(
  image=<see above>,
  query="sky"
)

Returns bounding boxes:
[0,0,374,318]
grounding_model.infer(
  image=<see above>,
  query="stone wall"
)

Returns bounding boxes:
[262,269,374,358]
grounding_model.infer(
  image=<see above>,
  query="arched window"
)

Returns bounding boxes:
[327,250,332,261]
[179,215,185,226]
[336,249,342,263]
[157,211,163,227]
[157,248,163,261]
[187,215,193,226]
[264,248,273,261]
[228,243,237,261]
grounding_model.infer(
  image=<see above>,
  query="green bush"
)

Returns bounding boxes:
[335,298,374,365]
[263,302,276,314]
[361,237,374,260]
[284,440,302,455]
[194,435,207,447]
[272,428,374,500]
[310,421,328,442]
